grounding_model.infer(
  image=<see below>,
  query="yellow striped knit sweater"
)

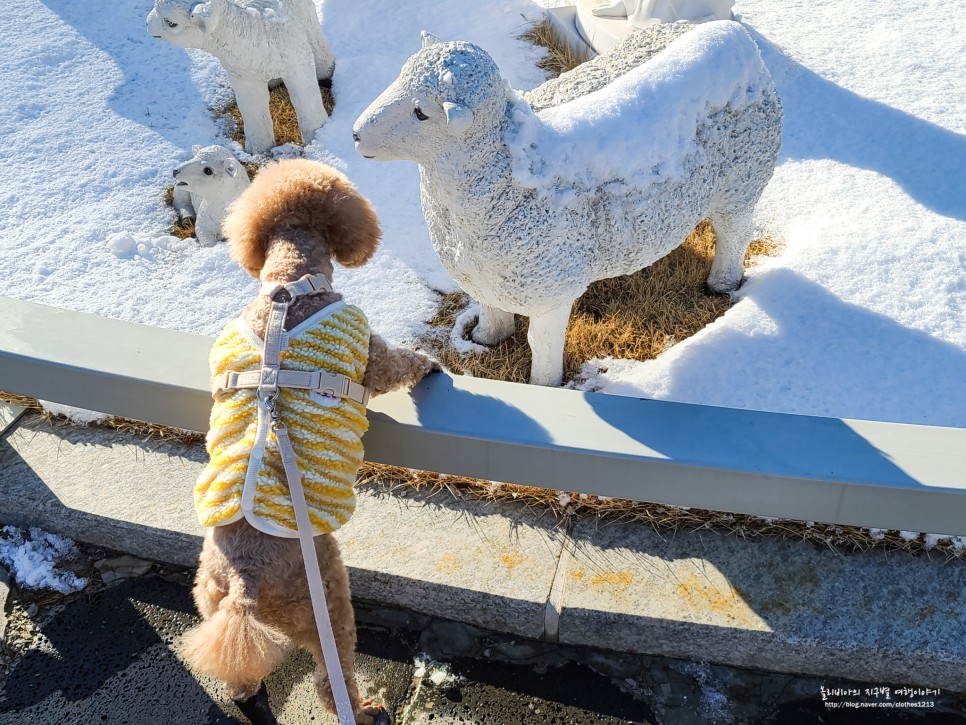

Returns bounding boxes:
[195,301,370,537]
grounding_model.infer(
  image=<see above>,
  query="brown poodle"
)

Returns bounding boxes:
[180,158,438,724]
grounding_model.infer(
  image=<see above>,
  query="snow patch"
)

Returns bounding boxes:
[39,400,110,425]
[0,526,88,594]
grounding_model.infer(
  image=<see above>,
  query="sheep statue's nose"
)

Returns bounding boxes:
[352,131,361,143]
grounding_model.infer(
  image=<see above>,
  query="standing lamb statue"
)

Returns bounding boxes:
[147,0,334,154]
[353,20,782,386]
[172,144,250,246]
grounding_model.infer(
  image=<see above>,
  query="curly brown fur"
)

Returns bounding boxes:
[225,158,381,278]
[183,159,438,724]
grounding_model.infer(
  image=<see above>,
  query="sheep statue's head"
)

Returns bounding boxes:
[353,33,508,163]
[146,0,222,48]
[172,145,244,195]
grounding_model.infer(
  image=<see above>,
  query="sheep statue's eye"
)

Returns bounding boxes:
[203,167,213,175]
[413,107,429,121]
[165,19,178,28]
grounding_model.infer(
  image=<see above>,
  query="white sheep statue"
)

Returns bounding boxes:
[353,20,782,386]
[592,0,733,27]
[147,0,334,154]
[172,144,250,246]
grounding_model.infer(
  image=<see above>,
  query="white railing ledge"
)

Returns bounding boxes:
[2,295,965,534]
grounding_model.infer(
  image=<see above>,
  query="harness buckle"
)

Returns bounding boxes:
[258,389,283,426]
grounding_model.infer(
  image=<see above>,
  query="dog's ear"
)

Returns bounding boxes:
[223,159,380,277]
[319,175,381,268]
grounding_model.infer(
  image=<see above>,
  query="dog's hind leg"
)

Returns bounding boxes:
[298,537,392,724]
[234,682,278,725]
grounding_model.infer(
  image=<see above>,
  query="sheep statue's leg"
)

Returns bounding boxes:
[194,202,219,247]
[471,304,516,346]
[283,63,329,146]
[526,304,572,387]
[309,28,336,82]
[229,74,275,154]
[706,206,753,295]
[172,186,195,221]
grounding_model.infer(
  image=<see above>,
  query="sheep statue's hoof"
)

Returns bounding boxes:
[703,276,744,297]
[234,682,278,725]
[372,706,392,725]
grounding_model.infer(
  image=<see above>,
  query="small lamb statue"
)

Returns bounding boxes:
[353,21,782,386]
[592,0,733,27]
[147,0,334,154]
[172,144,250,246]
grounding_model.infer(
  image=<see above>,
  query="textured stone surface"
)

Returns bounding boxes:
[0,413,205,567]
[0,414,564,641]
[558,518,966,692]
[338,483,567,640]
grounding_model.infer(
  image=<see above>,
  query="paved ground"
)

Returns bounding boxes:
[1,567,964,725]
[0,573,652,725]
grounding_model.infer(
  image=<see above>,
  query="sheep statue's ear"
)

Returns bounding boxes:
[421,31,441,49]
[191,144,202,155]
[443,102,473,136]
[189,1,218,32]
[223,158,238,178]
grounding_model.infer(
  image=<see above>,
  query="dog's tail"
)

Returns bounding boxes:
[180,576,288,685]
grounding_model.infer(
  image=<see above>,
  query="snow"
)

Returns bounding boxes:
[1,0,964,427]
[38,400,110,425]
[508,20,768,194]
[576,1,966,427]
[0,526,88,594]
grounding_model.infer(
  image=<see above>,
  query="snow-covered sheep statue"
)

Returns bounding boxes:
[353,21,782,386]
[147,0,334,154]
[172,144,250,246]
[592,0,733,27]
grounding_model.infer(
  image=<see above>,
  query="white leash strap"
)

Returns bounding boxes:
[254,280,356,725]
[273,420,355,725]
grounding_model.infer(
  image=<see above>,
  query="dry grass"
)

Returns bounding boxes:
[358,464,966,561]
[520,15,591,76]
[0,392,203,445]
[225,81,335,150]
[4,390,960,559]
[425,223,777,383]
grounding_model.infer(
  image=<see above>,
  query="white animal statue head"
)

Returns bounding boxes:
[146,0,221,48]
[171,144,250,246]
[173,144,243,193]
[353,33,507,164]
